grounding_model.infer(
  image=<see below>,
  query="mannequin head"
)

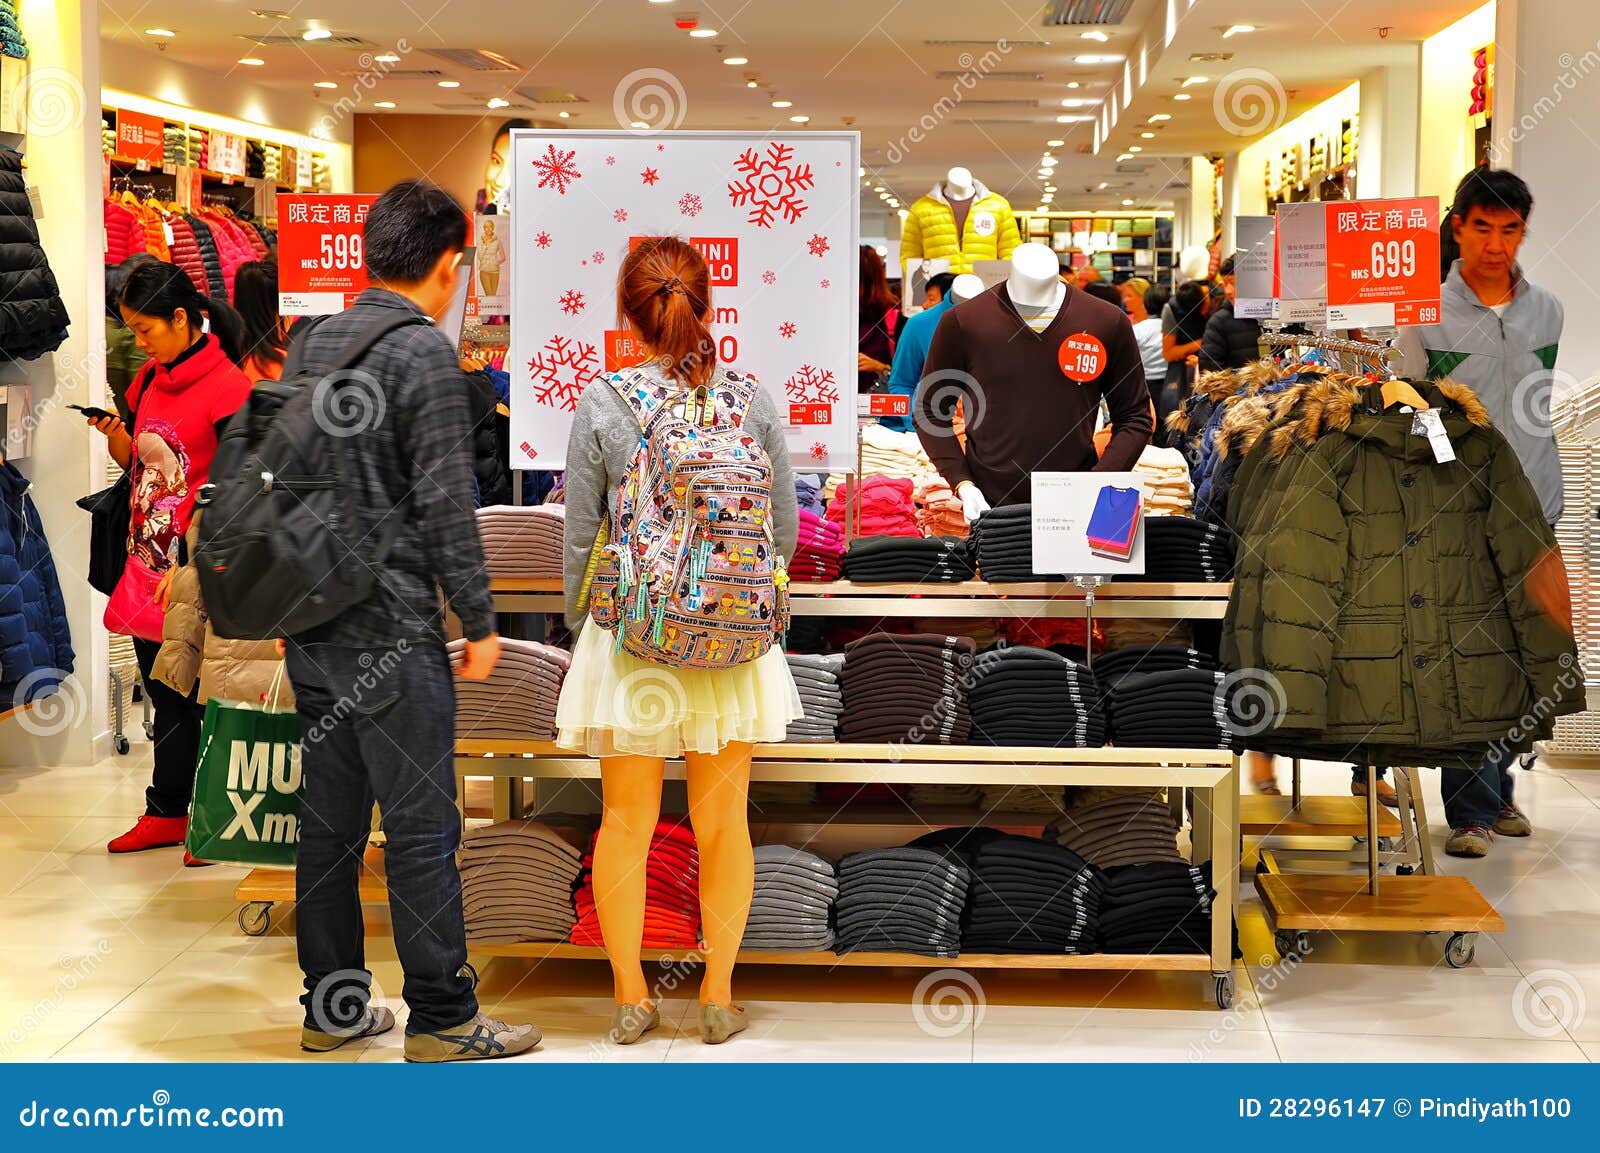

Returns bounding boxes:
[1177,245,1211,283]
[945,166,974,197]
[1007,243,1064,309]
[948,274,985,304]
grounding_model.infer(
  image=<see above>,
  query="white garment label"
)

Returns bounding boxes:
[162,222,175,246]
[972,211,996,238]
[26,184,43,220]
[1411,410,1455,463]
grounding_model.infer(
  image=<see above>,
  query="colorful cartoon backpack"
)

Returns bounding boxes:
[587,366,790,669]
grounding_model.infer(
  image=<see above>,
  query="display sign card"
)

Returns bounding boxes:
[1031,472,1147,577]
[1325,197,1441,327]
[902,257,950,316]
[115,109,164,168]
[473,214,511,313]
[276,194,379,315]
[1233,216,1277,320]
[509,130,860,470]
[1273,202,1328,323]
[210,131,247,178]
[858,393,910,418]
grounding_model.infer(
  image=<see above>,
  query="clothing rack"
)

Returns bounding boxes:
[1258,329,1401,377]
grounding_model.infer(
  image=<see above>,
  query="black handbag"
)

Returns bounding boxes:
[77,367,148,597]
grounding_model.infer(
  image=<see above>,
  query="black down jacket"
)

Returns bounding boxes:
[1222,376,1581,768]
[0,147,70,361]
[183,214,229,300]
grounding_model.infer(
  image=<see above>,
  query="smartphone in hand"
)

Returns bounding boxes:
[67,404,118,422]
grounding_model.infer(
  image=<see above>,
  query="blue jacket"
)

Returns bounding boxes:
[0,461,73,702]
[881,298,953,432]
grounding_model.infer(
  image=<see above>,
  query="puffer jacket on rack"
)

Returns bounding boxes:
[138,201,171,262]
[1165,362,1264,477]
[1221,376,1581,768]
[0,460,74,704]
[166,216,209,295]
[1193,367,1318,523]
[0,147,71,361]
[200,211,255,299]
[104,200,147,264]
[183,214,228,299]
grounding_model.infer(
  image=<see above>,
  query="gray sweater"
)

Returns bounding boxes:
[562,364,799,627]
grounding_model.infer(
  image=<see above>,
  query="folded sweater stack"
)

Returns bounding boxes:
[913,477,969,539]
[1104,667,1236,750]
[971,504,1059,582]
[839,632,976,745]
[860,424,938,484]
[448,638,570,741]
[968,645,1106,748]
[571,819,700,948]
[459,820,584,944]
[840,535,976,583]
[1099,861,1216,954]
[1045,788,1185,868]
[1134,446,1194,517]
[1137,515,1234,582]
[834,845,970,958]
[785,652,843,743]
[794,473,826,518]
[963,834,1105,954]
[791,508,845,582]
[825,475,920,538]
[476,504,565,580]
[743,845,838,951]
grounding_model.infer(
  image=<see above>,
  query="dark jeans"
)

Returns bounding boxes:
[1442,744,1515,830]
[285,639,477,1035]
[132,637,205,818]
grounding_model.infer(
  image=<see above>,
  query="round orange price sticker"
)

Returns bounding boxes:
[1058,332,1107,382]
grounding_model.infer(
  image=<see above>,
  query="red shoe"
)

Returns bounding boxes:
[182,852,216,868]
[107,815,188,854]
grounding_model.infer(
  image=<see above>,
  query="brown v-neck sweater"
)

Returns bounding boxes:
[916,282,1153,506]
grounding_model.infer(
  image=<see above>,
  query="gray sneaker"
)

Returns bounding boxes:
[1445,825,1493,858]
[1494,803,1532,837]
[301,1006,396,1052]
[404,1014,541,1063]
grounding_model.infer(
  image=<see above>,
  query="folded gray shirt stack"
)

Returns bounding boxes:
[449,638,571,741]
[742,844,838,951]
[458,819,585,944]
[476,504,566,580]
[834,845,970,958]
[785,652,844,743]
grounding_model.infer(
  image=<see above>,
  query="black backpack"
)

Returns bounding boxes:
[194,314,428,640]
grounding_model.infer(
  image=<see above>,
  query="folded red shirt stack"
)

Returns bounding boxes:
[790,508,845,583]
[825,475,920,538]
[570,819,702,948]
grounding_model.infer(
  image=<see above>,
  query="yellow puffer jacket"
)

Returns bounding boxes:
[900,182,1020,273]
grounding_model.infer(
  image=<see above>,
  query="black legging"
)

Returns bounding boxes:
[133,637,205,818]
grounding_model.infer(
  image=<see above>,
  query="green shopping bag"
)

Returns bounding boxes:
[185,683,302,869]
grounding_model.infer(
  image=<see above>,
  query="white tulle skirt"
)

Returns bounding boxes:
[555,622,803,758]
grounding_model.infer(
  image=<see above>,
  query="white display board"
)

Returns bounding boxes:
[508,129,860,470]
[1030,472,1147,577]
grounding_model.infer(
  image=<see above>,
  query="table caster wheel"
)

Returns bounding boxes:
[1395,864,1414,876]
[143,721,156,740]
[238,902,273,937]
[113,735,131,755]
[459,961,479,990]
[1274,929,1309,959]
[1214,973,1235,1010]
[1445,932,1476,969]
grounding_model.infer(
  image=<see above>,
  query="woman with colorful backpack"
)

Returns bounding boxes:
[558,236,802,1047]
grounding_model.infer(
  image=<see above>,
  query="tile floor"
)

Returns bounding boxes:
[1,751,1596,1062]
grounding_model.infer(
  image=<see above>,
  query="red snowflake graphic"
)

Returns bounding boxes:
[810,441,829,462]
[527,335,598,412]
[641,167,660,185]
[558,289,586,316]
[531,143,582,195]
[762,269,777,286]
[784,364,838,405]
[592,250,606,265]
[806,233,830,257]
[534,230,552,249]
[657,143,665,152]
[613,208,628,223]
[779,321,797,339]
[604,155,617,167]
[820,278,831,289]
[678,192,704,218]
[728,142,814,228]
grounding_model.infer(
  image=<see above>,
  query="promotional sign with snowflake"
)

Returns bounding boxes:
[508,130,859,469]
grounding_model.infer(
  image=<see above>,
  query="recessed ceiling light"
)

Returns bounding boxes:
[771,99,792,108]
[375,101,396,109]
[1056,115,1093,123]
[252,9,292,17]
[1080,31,1109,43]
[689,28,718,38]
[1097,181,1109,190]
[1122,198,1135,206]
[1075,54,1121,64]
[438,80,461,88]
[746,79,759,88]
[1066,81,1081,89]
[1041,156,1057,166]
[1061,98,1094,107]
[723,56,748,65]
[145,28,176,38]
[1221,24,1257,38]
[631,120,650,128]
[648,0,674,4]
[1127,145,1142,152]
[1140,131,1156,138]
[1182,76,1208,87]
[375,53,401,64]
[873,186,885,192]
[487,97,510,109]
[302,27,332,41]
[313,81,338,89]
[558,110,571,118]
[1173,93,1192,101]
[789,114,810,122]
[237,57,265,67]
[1047,138,1065,147]
[1148,113,1171,122]
[1116,153,1133,162]
[887,199,899,207]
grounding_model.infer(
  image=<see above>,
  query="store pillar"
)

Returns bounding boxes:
[1357,59,1421,199]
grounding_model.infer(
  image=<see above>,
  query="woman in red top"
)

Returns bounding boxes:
[89,262,252,858]
[234,260,289,381]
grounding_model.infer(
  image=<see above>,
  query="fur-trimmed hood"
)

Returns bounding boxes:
[1268,376,1492,460]
[1167,359,1286,435]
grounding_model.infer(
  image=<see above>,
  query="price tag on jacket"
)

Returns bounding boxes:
[1411,409,1455,463]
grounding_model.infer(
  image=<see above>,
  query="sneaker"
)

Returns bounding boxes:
[182,852,216,868]
[1252,778,1283,797]
[301,1006,396,1053]
[107,815,188,854]
[403,1014,540,1063]
[1494,803,1532,837]
[1351,777,1400,808]
[1445,825,1493,858]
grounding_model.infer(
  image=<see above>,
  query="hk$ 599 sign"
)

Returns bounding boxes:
[508,130,860,470]
[276,194,379,316]
[1325,197,1441,328]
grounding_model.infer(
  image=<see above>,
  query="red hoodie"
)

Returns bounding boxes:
[126,335,251,574]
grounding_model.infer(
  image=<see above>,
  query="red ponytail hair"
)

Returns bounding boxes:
[617,236,716,389]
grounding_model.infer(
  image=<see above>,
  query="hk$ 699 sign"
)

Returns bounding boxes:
[1325,197,1441,328]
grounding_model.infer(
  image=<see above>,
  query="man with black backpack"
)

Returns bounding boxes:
[270,181,537,1061]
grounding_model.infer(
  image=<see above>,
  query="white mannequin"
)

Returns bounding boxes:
[947,273,984,305]
[945,166,976,201]
[957,245,1068,523]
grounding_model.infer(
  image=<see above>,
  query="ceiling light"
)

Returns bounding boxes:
[302,27,332,41]
[145,28,176,38]
[859,167,866,176]
[746,79,758,88]
[438,80,461,88]
[1041,156,1057,166]
[887,199,899,207]
[1075,54,1121,64]
[1148,113,1171,122]
[1097,181,1109,190]
[1122,198,1135,206]
[1066,81,1081,89]
[237,57,265,67]
[1182,76,1208,87]
[648,0,674,4]
[1061,98,1094,107]
[375,53,402,63]
[1173,93,1192,101]
[1140,131,1155,138]
[1056,115,1093,123]
[252,9,292,17]
[1080,31,1110,43]
[375,101,396,109]
[1116,153,1133,162]
[689,28,718,38]
[1047,138,1065,147]
[631,120,650,128]
[487,97,510,109]
[771,99,792,108]
[873,185,885,192]
[1127,145,1142,152]
[723,56,748,65]
[313,81,338,89]
[789,114,810,122]
[1221,24,1257,38]
[558,110,571,118]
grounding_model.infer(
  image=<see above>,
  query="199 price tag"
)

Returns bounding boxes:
[1325,197,1441,327]
[1058,332,1107,382]
[789,403,833,426]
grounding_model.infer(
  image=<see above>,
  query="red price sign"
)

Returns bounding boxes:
[859,393,910,417]
[1325,197,1441,327]
[276,193,380,315]
[789,403,832,426]
[605,329,650,372]
[1058,332,1107,382]
[115,109,164,168]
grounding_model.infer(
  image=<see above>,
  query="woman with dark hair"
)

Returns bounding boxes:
[88,261,253,860]
[105,253,161,422]
[233,259,289,380]
[857,245,898,391]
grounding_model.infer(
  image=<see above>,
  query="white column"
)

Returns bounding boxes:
[1219,153,1239,255]
[1357,58,1422,199]
[1494,0,1600,388]
[1,1,105,767]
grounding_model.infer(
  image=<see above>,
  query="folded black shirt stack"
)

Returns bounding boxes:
[1093,643,1217,685]
[840,535,977,583]
[1135,515,1235,582]
[1104,667,1237,749]
[963,834,1104,954]
[968,645,1106,748]
[1099,860,1215,954]
[834,845,970,958]
[971,504,1064,582]
[785,652,844,743]
[839,632,977,744]
[743,844,838,951]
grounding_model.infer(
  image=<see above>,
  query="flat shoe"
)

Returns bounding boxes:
[699,1002,748,1045]
[608,1002,660,1045]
